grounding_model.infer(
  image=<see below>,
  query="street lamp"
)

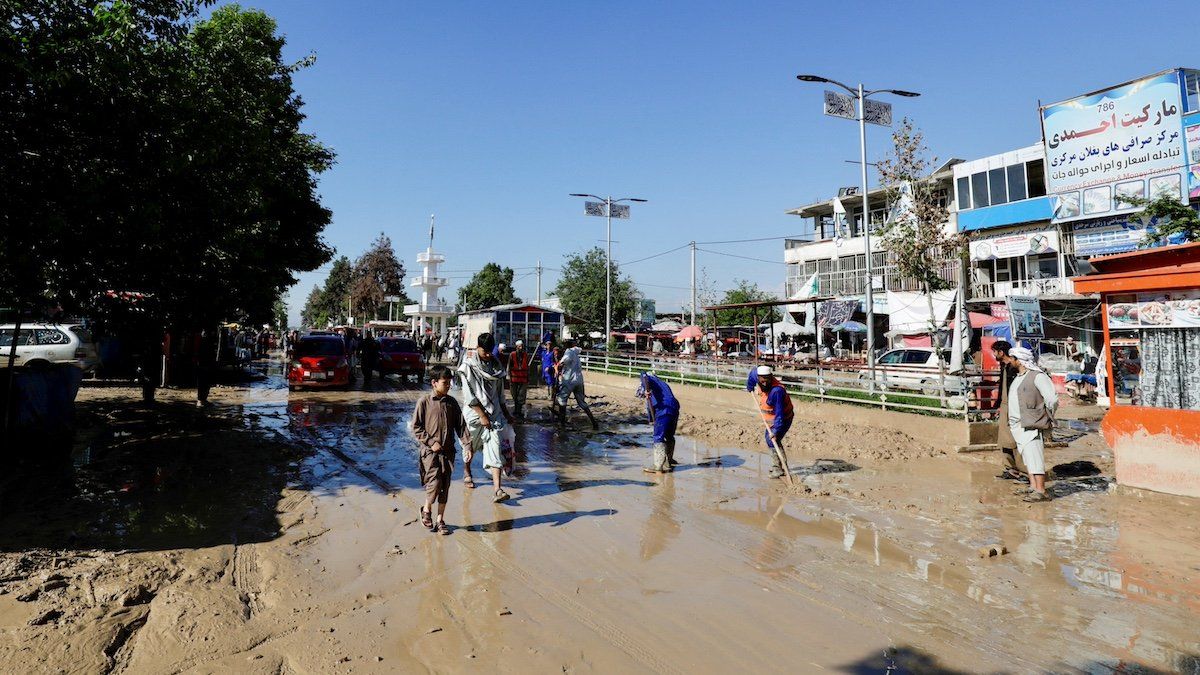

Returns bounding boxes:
[570,193,648,348]
[795,74,920,389]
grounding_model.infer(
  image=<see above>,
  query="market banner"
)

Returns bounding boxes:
[1071,214,1153,257]
[969,226,1059,261]
[1107,290,1200,329]
[1041,70,1187,224]
[817,299,857,328]
[1006,295,1044,340]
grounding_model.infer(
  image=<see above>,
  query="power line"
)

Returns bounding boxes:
[620,244,691,266]
[696,234,809,245]
[695,248,788,265]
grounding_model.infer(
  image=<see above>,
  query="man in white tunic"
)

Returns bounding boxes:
[1008,346,1059,502]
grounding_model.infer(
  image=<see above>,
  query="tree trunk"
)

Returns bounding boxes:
[924,282,947,407]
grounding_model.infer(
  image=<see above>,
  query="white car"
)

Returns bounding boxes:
[0,323,100,372]
[862,347,977,395]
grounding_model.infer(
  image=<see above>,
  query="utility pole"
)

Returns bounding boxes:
[690,241,697,326]
[536,259,543,305]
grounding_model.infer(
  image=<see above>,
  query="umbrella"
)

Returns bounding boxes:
[673,325,704,341]
[832,320,868,333]
[949,311,1005,329]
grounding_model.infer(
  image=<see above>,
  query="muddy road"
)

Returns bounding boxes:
[1,358,1198,673]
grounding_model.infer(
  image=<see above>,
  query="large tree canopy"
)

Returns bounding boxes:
[0,1,334,329]
[351,233,409,321]
[457,263,520,312]
[552,247,639,334]
[715,279,779,325]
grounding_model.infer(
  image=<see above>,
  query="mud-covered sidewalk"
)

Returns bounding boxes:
[1,359,1198,673]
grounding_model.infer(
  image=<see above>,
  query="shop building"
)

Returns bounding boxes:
[456,303,566,352]
[1073,242,1200,498]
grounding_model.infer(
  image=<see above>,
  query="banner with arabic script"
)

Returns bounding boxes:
[1041,70,1186,224]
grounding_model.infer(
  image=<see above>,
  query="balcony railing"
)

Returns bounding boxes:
[416,252,446,264]
[403,301,455,315]
[786,262,961,299]
[970,277,1076,301]
[410,275,447,287]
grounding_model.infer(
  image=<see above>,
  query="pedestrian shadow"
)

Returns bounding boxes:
[672,454,747,472]
[466,508,615,533]
[836,645,976,674]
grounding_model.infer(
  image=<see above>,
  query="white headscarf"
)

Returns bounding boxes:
[1010,346,1044,373]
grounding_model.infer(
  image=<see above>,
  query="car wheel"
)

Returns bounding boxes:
[25,359,51,370]
[920,379,939,397]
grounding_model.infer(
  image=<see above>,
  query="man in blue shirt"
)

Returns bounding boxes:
[638,372,681,473]
[747,365,793,479]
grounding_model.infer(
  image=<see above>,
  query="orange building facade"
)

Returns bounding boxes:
[1073,242,1200,498]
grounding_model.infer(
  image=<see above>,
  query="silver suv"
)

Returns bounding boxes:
[0,323,100,372]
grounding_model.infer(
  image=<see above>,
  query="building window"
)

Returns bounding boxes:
[1026,160,1046,197]
[956,177,970,211]
[1006,164,1027,202]
[971,172,989,208]
[1030,253,1059,279]
[1186,70,1200,113]
[988,167,1007,205]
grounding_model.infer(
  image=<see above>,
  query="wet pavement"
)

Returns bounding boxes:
[3,358,1199,672]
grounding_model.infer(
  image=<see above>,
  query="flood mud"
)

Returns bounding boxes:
[1,357,1197,673]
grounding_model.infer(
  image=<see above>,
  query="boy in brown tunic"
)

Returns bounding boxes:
[412,365,469,534]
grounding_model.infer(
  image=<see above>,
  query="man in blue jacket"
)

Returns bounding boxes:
[639,371,681,473]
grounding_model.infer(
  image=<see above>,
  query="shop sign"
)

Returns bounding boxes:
[1107,290,1200,329]
[1006,295,1044,340]
[969,227,1059,261]
[1072,214,1154,257]
[1187,112,1200,199]
[1041,70,1187,224]
[989,303,1010,321]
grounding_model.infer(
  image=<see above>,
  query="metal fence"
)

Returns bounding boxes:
[579,350,998,422]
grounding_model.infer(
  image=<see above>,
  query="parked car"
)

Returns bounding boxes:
[860,347,978,395]
[0,323,100,372]
[376,337,425,383]
[287,334,351,389]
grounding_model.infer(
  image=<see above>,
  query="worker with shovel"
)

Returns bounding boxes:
[747,365,794,481]
[638,371,680,473]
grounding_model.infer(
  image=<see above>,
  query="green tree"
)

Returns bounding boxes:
[552,247,640,335]
[272,296,288,332]
[0,2,334,334]
[320,256,353,324]
[350,233,408,321]
[301,286,326,328]
[457,263,520,312]
[1115,192,1200,246]
[715,279,779,325]
[876,118,964,399]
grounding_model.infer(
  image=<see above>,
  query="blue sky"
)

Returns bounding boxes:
[223,0,1197,325]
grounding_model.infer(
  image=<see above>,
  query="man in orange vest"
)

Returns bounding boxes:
[508,340,531,420]
[749,365,794,479]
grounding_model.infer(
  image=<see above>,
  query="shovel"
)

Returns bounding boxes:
[748,390,794,486]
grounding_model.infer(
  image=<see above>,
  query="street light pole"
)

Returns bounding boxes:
[690,241,697,326]
[857,83,876,388]
[606,195,613,348]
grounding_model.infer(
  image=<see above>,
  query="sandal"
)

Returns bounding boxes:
[1023,491,1052,503]
[420,506,433,529]
[493,489,511,503]
[433,520,450,535]
[463,476,475,489]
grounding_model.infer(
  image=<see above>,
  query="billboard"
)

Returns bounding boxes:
[1006,296,1044,340]
[969,225,1059,261]
[1041,70,1187,224]
[1187,112,1200,199]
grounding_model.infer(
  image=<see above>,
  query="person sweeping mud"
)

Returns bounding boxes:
[555,339,599,430]
[746,365,793,480]
[638,371,680,473]
[458,332,514,502]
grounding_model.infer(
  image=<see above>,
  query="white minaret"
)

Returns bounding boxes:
[404,215,454,337]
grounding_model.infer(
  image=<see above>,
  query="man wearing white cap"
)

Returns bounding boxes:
[508,340,531,420]
[747,365,794,479]
[1008,346,1058,502]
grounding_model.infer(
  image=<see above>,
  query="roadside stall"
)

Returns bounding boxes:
[1072,241,1200,498]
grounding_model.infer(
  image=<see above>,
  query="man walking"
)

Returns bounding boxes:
[457,332,514,502]
[508,340,532,420]
[555,339,598,430]
[360,330,380,383]
[747,365,793,479]
[990,340,1027,480]
[540,338,558,415]
[639,371,680,473]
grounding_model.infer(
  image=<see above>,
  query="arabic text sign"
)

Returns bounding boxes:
[1006,295,1044,340]
[969,227,1059,261]
[1108,290,1200,329]
[823,90,855,121]
[863,98,892,127]
[1041,71,1185,202]
[1071,215,1152,257]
